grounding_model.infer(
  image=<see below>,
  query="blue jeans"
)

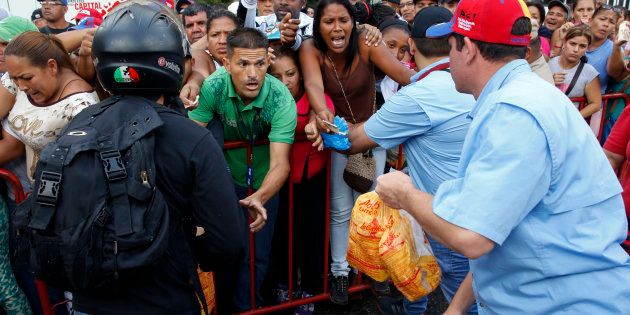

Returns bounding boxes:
[404,235,477,314]
[330,148,386,276]
[233,185,279,311]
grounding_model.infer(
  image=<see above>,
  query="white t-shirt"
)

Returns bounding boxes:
[240,0,313,50]
[380,76,400,102]
[1,73,99,182]
[548,56,599,103]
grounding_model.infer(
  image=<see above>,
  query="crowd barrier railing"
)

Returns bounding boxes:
[10,92,629,313]
[5,92,628,313]
[572,92,630,142]
[223,140,373,314]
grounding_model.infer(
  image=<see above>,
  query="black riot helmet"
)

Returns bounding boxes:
[92,0,188,96]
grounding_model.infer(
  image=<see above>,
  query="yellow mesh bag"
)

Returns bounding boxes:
[346,191,400,281]
[378,213,441,301]
[198,269,216,314]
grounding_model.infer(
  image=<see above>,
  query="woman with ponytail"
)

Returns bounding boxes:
[549,25,602,120]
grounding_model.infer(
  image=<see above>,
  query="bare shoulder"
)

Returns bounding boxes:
[300,38,324,63]
[72,78,96,93]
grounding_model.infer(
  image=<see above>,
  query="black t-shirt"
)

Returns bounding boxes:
[39,23,75,35]
[73,102,246,314]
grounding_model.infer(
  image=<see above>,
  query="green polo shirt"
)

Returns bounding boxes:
[190,67,296,189]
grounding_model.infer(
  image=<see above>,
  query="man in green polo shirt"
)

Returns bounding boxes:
[189,27,296,311]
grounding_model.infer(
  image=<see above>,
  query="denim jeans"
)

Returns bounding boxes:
[404,235,477,314]
[232,185,279,311]
[330,148,386,277]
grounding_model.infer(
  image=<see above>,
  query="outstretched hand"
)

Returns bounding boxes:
[239,196,268,232]
[180,83,200,110]
[305,120,324,151]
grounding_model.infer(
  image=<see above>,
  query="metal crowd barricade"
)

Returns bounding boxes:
[572,92,630,142]
[13,91,630,313]
[0,168,54,315]
[221,140,373,314]
[0,138,374,315]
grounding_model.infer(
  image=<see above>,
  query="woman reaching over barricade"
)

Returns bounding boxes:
[549,26,602,120]
[298,0,416,305]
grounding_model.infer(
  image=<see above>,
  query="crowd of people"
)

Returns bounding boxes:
[0,0,627,314]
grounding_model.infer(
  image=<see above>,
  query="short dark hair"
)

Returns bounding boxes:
[378,18,410,34]
[227,28,268,57]
[453,17,531,62]
[181,4,209,17]
[366,4,397,27]
[528,36,541,55]
[413,37,450,58]
[525,1,545,25]
[271,45,301,72]
[206,9,241,32]
[181,4,211,25]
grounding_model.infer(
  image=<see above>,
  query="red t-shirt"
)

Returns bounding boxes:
[290,93,335,183]
[603,105,630,252]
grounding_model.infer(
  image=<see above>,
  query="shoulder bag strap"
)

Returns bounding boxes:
[564,61,585,96]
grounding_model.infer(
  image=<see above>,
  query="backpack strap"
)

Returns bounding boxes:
[97,135,133,236]
[28,97,125,231]
[29,145,69,230]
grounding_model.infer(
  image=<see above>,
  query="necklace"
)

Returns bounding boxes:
[55,78,82,103]
[325,52,375,124]
[325,52,357,123]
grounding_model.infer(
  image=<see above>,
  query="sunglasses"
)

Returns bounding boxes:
[600,4,623,14]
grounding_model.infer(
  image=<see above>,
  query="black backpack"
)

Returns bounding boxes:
[14,95,172,291]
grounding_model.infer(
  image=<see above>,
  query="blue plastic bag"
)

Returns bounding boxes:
[321,116,351,150]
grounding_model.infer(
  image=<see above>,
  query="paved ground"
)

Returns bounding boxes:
[315,284,448,314]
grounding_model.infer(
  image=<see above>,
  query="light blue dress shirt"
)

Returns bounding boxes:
[433,60,630,314]
[365,58,475,194]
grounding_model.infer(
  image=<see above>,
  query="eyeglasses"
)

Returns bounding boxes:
[400,2,415,8]
[40,1,63,7]
[600,4,623,14]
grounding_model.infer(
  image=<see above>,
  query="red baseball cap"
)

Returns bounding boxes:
[74,8,103,26]
[426,0,531,46]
